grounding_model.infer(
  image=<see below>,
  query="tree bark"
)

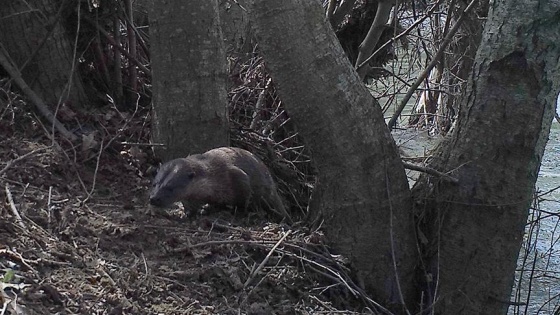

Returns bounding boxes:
[249,0,418,311]
[0,0,86,108]
[150,0,229,159]
[412,0,560,313]
[218,1,254,60]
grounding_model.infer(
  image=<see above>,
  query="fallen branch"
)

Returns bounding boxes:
[0,148,47,177]
[244,229,291,288]
[0,46,77,141]
[402,161,459,184]
[5,184,27,231]
[0,248,36,272]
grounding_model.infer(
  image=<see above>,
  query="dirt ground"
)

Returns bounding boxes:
[0,104,384,315]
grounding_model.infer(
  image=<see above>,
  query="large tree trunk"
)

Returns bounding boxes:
[150,0,229,159]
[412,0,560,313]
[249,0,418,311]
[0,0,86,108]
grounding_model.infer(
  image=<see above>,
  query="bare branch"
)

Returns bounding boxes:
[331,0,357,28]
[402,161,459,184]
[326,0,339,27]
[5,184,26,230]
[355,0,394,80]
[387,0,478,130]
[0,46,77,141]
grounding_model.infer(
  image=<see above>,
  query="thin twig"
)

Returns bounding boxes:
[120,142,166,147]
[385,155,411,315]
[326,0,339,26]
[0,248,36,272]
[244,229,291,288]
[331,0,357,27]
[83,16,152,76]
[0,148,47,177]
[47,186,53,228]
[356,0,445,72]
[124,0,138,93]
[5,184,26,231]
[250,79,271,130]
[84,93,141,163]
[16,0,71,76]
[387,0,478,130]
[113,4,124,105]
[241,251,286,307]
[81,139,104,205]
[402,161,459,184]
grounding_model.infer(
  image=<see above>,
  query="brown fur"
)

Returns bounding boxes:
[149,147,289,220]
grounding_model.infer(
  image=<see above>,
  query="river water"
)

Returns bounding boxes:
[510,118,560,314]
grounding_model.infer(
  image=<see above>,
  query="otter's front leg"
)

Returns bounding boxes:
[181,200,206,217]
[227,167,253,211]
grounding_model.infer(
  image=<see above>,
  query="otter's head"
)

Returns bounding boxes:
[149,158,198,208]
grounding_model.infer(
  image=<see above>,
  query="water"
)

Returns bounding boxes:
[510,119,560,315]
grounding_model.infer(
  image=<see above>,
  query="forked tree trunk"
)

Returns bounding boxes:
[249,0,417,311]
[150,0,229,159]
[412,0,560,313]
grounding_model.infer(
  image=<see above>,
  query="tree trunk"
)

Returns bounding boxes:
[0,0,86,108]
[412,0,560,313]
[218,1,254,60]
[150,0,229,159]
[249,0,418,311]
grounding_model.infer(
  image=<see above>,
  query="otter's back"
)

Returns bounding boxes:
[200,147,277,197]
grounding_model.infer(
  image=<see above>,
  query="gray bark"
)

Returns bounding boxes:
[218,0,254,59]
[248,0,417,311]
[0,0,86,108]
[150,0,229,159]
[412,0,560,313]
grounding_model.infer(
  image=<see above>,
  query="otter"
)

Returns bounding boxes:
[149,147,289,220]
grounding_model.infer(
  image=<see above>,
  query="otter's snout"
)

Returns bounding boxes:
[149,187,177,208]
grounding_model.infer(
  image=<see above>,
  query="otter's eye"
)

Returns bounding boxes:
[187,172,195,179]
